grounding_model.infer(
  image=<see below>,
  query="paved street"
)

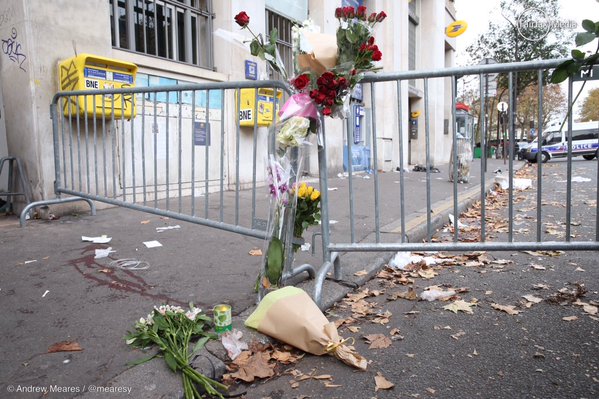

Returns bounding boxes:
[231,159,599,399]
[1,158,597,398]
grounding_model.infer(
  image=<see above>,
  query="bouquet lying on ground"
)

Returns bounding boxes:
[125,304,228,399]
[246,286,368,370]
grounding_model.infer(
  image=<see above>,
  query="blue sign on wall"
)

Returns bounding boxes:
[245,60,258,80]
[194,122,210,146]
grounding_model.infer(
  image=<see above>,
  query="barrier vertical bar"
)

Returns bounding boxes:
[50,103,61,194]
[153,95,158,207]
[141,94,147,206]
[76,98,82,191]
[191,90,197,216]
[178,90,183,213]
[251,88,259,225]
[318,116,331,262]
[102,96,108,197]
[83,96,90,193]
[536,70,543,241]
[121,94,127,202]
[131,92,137,204]
[396,80,406,242]
[93,95,99,196]
[166,93,171,211]
[479,74,487,242]
[508,72,514,242]
[219,89,225,222]
[235,88,241,225]
[205,90,211,218]
[345,112,356,243]
[111,100,117,199]
[424,78,432,241]
[370,82,381,243]
[451,76,459,242]
[566,77,573,241]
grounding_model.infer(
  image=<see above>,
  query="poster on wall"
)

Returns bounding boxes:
[193,121,211,146]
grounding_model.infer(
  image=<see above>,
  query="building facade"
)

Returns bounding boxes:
[0,0,456,206]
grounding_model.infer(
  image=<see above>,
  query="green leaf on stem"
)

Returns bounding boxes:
[572,49,585,60]
[575,32,596,47]
[191,336,210,358]
[126,353,159,367]
[550,60,575,83]
[581,19,597,34]
[164,351,179,372]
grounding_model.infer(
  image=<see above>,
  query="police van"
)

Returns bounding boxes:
[524,121,599,163]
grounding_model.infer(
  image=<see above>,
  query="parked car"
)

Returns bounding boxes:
[524,121,599,163]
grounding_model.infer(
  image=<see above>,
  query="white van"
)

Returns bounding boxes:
[524,121,599,163]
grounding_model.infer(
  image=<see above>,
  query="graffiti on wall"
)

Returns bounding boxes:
[2,27,27,72]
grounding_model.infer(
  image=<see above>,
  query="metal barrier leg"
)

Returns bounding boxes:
[313,252,340,309]
[20,197,96,227]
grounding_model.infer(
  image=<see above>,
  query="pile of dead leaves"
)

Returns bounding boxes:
[223,342,303,384]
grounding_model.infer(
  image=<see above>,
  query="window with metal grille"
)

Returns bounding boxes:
[265,10,294,80]
[109,0,214,70]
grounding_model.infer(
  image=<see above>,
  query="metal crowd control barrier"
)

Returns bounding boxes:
[313,58,599,304]
[30,80,317,288]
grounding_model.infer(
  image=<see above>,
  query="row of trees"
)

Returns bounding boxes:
[458,0,597,143]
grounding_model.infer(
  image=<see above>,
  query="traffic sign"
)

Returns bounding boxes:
[497,102,508,112]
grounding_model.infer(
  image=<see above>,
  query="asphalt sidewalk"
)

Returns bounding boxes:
[0,158,515,398]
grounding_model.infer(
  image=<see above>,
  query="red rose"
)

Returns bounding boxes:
[316,92,327,104]
[335,7,343,19]
[372,49,382,61]
[376,11,387,22]
[234,11,250,27]
[292,74,311,91]
[338,77,347,87]
[323,107,332,116]
[357,6,367,19]
[368,12,377,22]
[324,98,334,106]
[309,89,319,99]
[368,36,375,45]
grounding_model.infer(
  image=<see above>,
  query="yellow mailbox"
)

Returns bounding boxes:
[236,88,282,127]
[59,54,138,119]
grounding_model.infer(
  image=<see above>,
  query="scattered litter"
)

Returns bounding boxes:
[522,295,543,304]
[448,214,468,229]
[42,290,50,298]
[493,176,532,191]
[221,329,248,361]
[571,176,591,183]
[156,225,181,233]
[389,252,411,270]
[63,359,70,364]
[94,247,116,259]
[494,168,502,173]
[328,187,338,191]
[329,220,338,225]
[374,372,394,392]
[48,341,83,353]
[420,287,456,302]
[143,240,162,248]
[248,249,263,256]
[412,164,440,173]
[362,175,371,179]
[562,315,578,322]
[140,220,151,224]
[109,258,150,270]
[82,235,112,244]
[300,242,311,252]
[530,264,546,270]
[354,270,368,277]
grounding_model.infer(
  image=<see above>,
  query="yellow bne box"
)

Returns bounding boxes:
[59,54,137,119]
[236,88,282,127]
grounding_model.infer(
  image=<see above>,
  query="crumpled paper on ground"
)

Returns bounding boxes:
[245,286,367,370]
[221,329,248,360]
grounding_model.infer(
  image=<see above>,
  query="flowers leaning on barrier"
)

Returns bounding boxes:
[234,6,386,292]
[292,182,321,252]
[125,304,228,399]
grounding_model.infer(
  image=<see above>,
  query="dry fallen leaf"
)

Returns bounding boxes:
[324,383,342,388]
[562,316,578,322]
[354,270,368,277]
[530,264,546,270]
[347,326,361,333]
[289,380,299,389]
[390,328,401,336]
[249,249,263,256]
[140,220,151,224]
[491,303,521,315]
[364,334,392,349]
[522,295,543,304]
[388,287,418,301]
[226,350,275,382]
[374,372,395,392]
[48,341,83,353]
[418,269,438,279]
[426,387,437,394]
[443,300,476,314]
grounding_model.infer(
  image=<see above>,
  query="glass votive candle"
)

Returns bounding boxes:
[213,304,232,334]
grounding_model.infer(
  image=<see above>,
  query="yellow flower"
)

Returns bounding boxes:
[307,186,314,196]
[310,190,320,201]
[298,184,307,199]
